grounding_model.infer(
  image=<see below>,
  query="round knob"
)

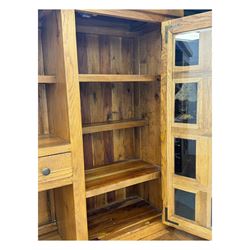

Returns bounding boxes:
[42,168,51,176]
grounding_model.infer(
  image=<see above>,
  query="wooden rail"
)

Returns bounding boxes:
[38,75,56,84]
[77,10,169,23]
[83,119,147,134]
[79,74,159,82]
[38,74,159,84]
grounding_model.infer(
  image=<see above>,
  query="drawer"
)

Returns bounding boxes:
[38,152,73,192]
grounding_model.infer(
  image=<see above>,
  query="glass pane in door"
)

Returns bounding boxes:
[175,189,196,221]
[175,32,200,66]
[174,138,196,178]
[174,82,198,124]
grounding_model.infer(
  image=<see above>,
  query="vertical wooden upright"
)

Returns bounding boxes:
[53,10,88,240]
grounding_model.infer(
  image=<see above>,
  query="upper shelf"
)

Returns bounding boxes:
[85,159,160,198]
[38,74,159,84]
[38,75,56,84]
[79,74,159,83]
[83,119,147,134]
[76,10,184,23]
[39,134,71,157]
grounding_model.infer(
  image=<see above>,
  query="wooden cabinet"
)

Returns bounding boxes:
[38,10,212,240]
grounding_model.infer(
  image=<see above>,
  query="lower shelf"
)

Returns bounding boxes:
[39,197,202,240]
[88,197,202,240]
[85,159,160,198]
[39,230,62,240]
[88,196,161,240]
[38,222,62,240]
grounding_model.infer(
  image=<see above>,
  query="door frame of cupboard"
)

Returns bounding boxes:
[161,11,212,240]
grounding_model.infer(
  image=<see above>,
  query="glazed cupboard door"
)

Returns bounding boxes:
[161,12,212,240]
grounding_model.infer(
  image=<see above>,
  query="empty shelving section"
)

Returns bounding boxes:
[75,11,162,218]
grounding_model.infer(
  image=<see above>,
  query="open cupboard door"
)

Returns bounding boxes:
[161,12,212,240]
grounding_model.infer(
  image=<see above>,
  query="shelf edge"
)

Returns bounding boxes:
[79,74,159,82]
[83,119,147,134]
[86,170,160,198]
[38,75,56,84]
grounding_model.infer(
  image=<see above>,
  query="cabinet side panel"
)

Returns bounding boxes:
[138,29,161,165]
[136,29,162,210]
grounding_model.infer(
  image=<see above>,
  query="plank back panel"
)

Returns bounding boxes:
[77,30,137,209]
[76,20,162,211]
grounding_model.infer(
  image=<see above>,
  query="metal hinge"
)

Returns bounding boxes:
[165,208,179,225]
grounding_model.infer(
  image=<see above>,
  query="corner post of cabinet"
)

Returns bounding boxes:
[54,9,88,240]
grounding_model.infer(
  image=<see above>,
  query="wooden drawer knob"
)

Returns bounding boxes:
[42,168,51,176]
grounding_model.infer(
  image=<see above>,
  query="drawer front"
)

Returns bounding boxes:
[38,152,73,191]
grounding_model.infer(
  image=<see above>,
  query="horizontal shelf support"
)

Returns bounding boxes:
[79,74,159,82]
[77,10,169,23]
[38,75,56,84]
[76,25,138,38]
[82,119,147,134]
[38,74,160,84]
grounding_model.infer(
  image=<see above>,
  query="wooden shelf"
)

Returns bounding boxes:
[39,230,61,240]
[77,10,168,23]
[38,135,71,157]
[38,75,56,84]
[39,222,61,240]
[83,119,147,134]
[85,159,160,198]
[88,197,162,240]
[39,197,201,240]
[88,197,202,240]
[79,74,159,82]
